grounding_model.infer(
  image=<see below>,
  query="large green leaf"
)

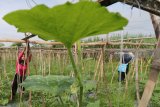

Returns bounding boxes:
[20,75,75,95]
[3,1,128,48]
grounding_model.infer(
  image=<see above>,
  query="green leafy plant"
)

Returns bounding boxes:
[3,1,128,106]
[21,75,74,95]
[0,79,10,106]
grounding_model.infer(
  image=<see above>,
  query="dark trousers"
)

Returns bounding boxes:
[12,73,26,97]
[118,64,129,82]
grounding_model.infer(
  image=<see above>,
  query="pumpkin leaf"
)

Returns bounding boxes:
[3,1,128,48]
[20,75,75,95]
[84,80,97,91]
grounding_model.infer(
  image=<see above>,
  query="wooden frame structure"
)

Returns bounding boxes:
[0,36,156,47]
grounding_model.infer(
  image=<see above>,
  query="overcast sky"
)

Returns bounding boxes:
[0,0,155,46]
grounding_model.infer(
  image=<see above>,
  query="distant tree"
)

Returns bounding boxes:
[0,43,5,47]
[11,42,23,47]
[93,36,101,42]
[32,44,47,48]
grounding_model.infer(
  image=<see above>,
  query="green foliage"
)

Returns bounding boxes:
[0,99,9,106]
[83,80,97,92]
[149,86,160,106]
[3,1,128,48]
[21,75,75,95]
[86,100,100,107]
[0,79,10,105]
[11,42,23,47]
[0,43,4,47]
[97,83,135,107]
[1,48,160,106]
[31,44,47,47]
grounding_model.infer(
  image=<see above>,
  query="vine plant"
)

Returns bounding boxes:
[3,1,128,106]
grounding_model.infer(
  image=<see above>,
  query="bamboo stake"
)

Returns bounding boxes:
[97,66,101,82]
[48,51,51,75]
[131,59,136,79]
[42,93,45,107]
[135,51,140,103]
[94,52,102,80]
[40,50,43,75]
[109,53,114,73]
[134,39,143,104]
[3,52,8,79]
[144,57,152,76]
[140,58,143,80]
[29,91,32,107]
[100,46,105,81]
[62,53,65,75]
[57,54,61,74]
[110,63,119,84]
[44,57,46,76]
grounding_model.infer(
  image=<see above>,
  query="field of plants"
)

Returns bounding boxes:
[0,35,160,107]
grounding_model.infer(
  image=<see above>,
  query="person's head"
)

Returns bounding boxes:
[128,52,134,58]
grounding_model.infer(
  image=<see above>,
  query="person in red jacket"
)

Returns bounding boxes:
[11,44,32,100]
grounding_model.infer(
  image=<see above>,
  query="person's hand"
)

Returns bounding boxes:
[24,39,29,43]
[22,47,26,52]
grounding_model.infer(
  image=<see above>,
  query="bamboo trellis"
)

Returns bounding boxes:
[0,37,157,106]
[0,37,157,47]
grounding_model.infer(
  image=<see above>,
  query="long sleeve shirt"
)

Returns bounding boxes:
[16,51,31,76]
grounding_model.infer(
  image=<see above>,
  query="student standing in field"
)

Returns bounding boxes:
[10,42,32,100]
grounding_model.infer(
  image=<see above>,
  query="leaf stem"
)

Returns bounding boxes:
[68,48,83,107]
[58,96,64,106]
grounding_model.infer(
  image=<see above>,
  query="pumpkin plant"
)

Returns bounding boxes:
[3,1,128,106]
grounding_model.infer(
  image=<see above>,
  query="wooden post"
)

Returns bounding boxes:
[100,45,105,81]
[138,14,160,107]
[135,51,140,103]
[94,53,102,80]
[138,47,160,107]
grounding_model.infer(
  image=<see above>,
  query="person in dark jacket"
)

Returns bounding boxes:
[118,52,134,82]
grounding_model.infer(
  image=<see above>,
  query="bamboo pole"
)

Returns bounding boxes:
[94,53,102,80]
[48,51,51,75]
[140,58,143,80]
[110,63,119,84]
[135,51,140,103]
[0,39,62,45]
[100,46,105,81]
[0,39,157,46]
